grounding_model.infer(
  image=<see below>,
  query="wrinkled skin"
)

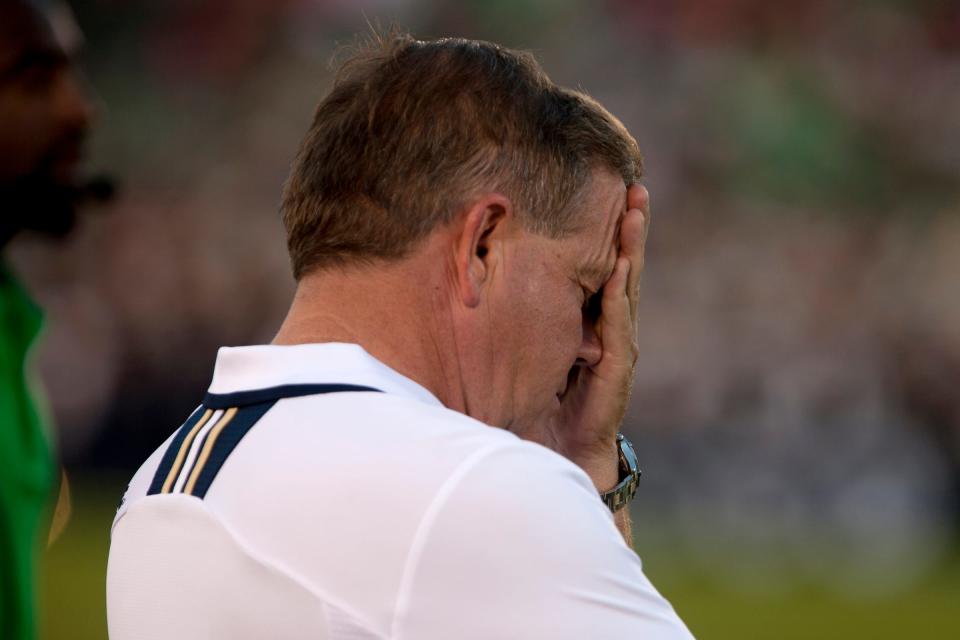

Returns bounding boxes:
[488,169,651,489]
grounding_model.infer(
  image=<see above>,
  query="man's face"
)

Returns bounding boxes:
[483,168,626,430]
[0,1,94,237]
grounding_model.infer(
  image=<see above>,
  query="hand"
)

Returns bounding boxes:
[552,184,650,490]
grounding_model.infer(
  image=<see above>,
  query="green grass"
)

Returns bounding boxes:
[652,565,960,639]
[38,475,122,640]
[38,475,960,639]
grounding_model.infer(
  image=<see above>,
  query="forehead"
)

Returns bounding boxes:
[0,2,62,71]
[561,168,626,271]
[575,168,626,228]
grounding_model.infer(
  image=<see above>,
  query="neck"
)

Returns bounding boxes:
[272,252,467,413]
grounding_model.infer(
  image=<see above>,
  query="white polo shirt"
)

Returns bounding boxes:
[107,343,693,639]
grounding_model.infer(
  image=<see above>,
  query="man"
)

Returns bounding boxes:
[0,1,97,638]
[107,34,693,639]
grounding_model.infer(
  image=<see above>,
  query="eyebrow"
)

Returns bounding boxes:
[577,261,615,290]
[0,47,67,82]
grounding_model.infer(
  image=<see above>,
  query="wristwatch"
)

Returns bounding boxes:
[600,433,641,513]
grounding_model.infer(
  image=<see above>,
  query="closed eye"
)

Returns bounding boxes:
[583,288,603,323]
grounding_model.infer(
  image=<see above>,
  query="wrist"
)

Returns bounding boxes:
[599,433,641,512]
[569,439,620,492]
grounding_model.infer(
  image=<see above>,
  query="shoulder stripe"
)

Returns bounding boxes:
[203,383,381,409]
[163,409,215,493]
[147,406,211,496]
[184,407,238,495]
[147,383,384,499]
[187,401,276,499]
[172,409,223,494]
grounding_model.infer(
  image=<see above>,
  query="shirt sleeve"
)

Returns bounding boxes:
[390,442,695,640]
[111,428,179,532]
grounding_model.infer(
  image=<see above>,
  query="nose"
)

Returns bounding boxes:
[575,315,603,368]
[54,67,97,133]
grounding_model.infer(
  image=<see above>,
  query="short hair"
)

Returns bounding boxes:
[281,32,642,279]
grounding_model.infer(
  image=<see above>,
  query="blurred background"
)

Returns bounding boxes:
[10,0,960,637]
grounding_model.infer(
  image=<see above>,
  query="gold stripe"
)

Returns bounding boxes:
[161,409,213,494]
[184,407,238,496]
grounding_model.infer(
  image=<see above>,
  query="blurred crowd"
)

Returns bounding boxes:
[6,0,960,598]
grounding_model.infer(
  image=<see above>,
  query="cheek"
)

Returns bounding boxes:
[566,310,585,360]
[512,257,581,372]
[0,101,52,174]
[537,295,582,361]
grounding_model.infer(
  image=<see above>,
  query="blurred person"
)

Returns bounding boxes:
[107,33,693,639]
[0,1,102,638]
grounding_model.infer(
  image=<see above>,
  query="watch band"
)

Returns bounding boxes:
[600,433,641,513]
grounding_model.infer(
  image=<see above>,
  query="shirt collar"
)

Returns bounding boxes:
[208,342,443,408]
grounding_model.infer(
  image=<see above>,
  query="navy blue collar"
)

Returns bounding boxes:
[203,383,382,409]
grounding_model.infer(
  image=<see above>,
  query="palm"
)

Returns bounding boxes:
[545,184,649,480]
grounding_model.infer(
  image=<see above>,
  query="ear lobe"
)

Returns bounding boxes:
[456,194,511,308]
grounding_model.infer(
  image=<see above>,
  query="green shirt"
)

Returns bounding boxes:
[0,263,55,640]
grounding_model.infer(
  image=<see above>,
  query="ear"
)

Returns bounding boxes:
[454,193,512,308]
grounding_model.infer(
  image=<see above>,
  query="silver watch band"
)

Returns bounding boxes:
[600,433,641,512]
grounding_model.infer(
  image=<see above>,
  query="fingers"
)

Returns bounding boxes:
[620,209,646,298]
[592,184,648,376]
[598,256,634,367]
[627,182,649,215]
[620,184,650,318]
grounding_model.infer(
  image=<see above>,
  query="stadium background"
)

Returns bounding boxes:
[11,0,960,637]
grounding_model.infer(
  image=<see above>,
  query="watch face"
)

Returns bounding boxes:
[619,435,641,479]
[602,435,641,512]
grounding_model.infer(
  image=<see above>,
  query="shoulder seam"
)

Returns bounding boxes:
[388,441,527,639]
[191,499,389,639]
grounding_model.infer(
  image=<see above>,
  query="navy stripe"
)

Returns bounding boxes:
[187,401,276,499]
[203,383,381,409]
[146,405,207,496]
